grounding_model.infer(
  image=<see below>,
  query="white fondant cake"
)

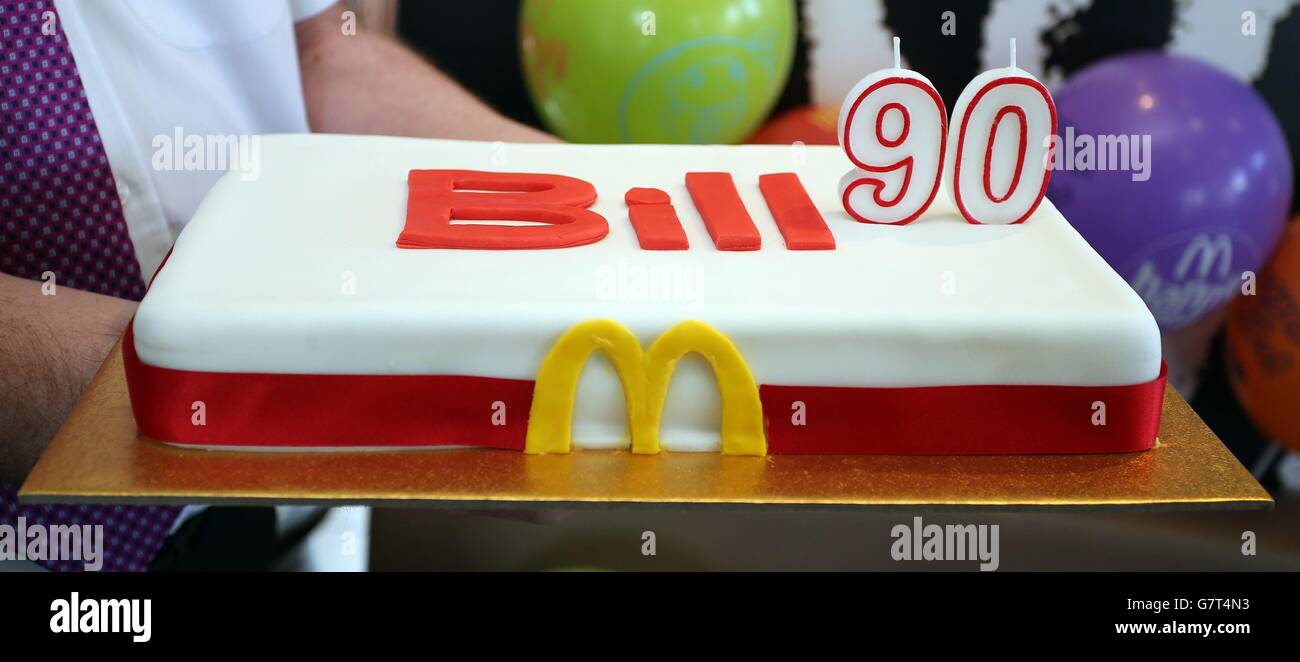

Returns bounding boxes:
[130,134,1161,453]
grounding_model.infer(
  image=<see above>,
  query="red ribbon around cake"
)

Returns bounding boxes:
[124,319,1166,454]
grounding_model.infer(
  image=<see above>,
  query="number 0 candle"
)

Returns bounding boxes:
[837,37,947,225]
[946,39,1058,225]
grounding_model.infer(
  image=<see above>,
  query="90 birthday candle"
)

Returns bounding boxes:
[838,39,1057,226]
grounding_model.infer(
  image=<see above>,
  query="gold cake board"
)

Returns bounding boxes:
[19,338,1273,511]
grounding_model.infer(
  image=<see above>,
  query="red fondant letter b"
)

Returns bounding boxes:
[398,170,608,249]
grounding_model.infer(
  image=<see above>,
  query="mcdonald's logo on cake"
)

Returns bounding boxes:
[526,320,766,456]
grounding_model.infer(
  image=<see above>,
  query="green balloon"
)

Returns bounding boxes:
[520,0,796,144]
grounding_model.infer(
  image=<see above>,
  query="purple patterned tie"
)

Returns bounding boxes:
[0,0,180,571]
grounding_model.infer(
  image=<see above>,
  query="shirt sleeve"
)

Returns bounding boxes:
[290,0,339,22]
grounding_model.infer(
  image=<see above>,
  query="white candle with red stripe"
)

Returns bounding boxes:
[945,39,1058,225]
[837,37,947,225]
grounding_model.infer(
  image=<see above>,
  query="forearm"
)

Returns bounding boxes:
[0,273,135,483]
[296,7,557,143]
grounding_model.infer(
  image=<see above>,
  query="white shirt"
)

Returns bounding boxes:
[38,0,340,559]
[55,0,336,277]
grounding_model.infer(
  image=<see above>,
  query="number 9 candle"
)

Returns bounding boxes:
[837,37,947,225]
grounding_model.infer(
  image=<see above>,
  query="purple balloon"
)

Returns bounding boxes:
[1048,52,1293,330]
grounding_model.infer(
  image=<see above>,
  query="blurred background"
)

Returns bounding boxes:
[352,0,1300,570]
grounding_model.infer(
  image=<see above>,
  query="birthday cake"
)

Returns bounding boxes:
[123,133,1165,455]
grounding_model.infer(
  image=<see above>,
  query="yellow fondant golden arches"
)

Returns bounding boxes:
[524,319,766,456]
[525,320,648,455]
[642,321,766,456]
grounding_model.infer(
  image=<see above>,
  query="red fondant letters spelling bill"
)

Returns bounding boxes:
[399,170,608,249]
[624,187,689,250]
